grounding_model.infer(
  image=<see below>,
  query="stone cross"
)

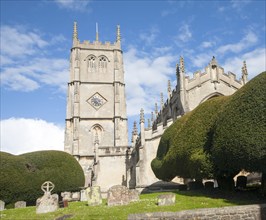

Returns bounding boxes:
[41,181,55,196]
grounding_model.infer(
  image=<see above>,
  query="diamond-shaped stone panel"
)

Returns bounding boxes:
[87,92,107,110]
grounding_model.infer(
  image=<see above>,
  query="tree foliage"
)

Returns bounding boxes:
[151,71,266,189]
[0,150,85,205]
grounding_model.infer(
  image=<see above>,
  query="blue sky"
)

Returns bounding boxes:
[1,0,265,154]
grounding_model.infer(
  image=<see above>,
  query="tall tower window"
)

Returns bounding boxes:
[98,56,107,73]
[88,56,96,72]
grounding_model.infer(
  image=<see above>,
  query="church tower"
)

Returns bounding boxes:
[64,22,129,192]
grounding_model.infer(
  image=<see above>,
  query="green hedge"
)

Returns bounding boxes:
[0,150,85,205]
[152,96,228,181]
[211,71,266,176]
[152,71,266,185]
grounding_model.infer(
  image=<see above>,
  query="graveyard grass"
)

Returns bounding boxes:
[1,190,264,220]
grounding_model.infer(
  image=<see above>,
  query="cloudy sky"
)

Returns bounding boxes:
[1,0,265,155]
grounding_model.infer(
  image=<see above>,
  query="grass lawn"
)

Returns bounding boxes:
[1,190,265,220]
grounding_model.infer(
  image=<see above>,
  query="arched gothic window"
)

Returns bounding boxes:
[98,56,107,73]
[87,56,96,72]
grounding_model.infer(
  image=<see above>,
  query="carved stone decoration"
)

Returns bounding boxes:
[36,181,59,214]
[87,92,107,110]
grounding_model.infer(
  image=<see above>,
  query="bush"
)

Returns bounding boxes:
[152,96,227,181]
[152,71,266,192]
[0,150,85,205]
[211,72,266,176]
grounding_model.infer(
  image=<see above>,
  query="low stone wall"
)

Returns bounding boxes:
[128,204,266,220]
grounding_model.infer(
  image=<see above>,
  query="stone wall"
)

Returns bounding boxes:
[128,204,266,220]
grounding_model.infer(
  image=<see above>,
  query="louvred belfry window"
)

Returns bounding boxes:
[88,56,96,72]
[99,56,107,73]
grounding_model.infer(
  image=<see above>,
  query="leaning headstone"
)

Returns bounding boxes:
[71,192,80,201]
[61,192,72,201]
[80,189,87,202]
[36,181,59,214]
[86,186,102,206]
[157,193,176,206]
[129,189,139,202]
[0,200,5,211]
[107,185,130,206]
[15,201,26,208]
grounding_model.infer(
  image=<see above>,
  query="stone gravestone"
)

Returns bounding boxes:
[15,201,26,208]
[0,200,5,211]
[80,189,87,202]
[71,192,80,201]
[157,193,176,206]
[36,181,59,214]
[129,189,139,202]
[107,185,130,206]
[86,186,102,206]
[61,192,72,201]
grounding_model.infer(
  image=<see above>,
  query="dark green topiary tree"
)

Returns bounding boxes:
[211,72,266,190]
[0,150,85,205]
[152,71,266,192]
[152,96,228,182]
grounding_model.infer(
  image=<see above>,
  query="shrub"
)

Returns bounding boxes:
[152,71,266,192]
[0,150,85,205]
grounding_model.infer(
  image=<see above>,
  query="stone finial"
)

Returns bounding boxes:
[131,121,138,143]
[96,23,99,42]
[151,111,154,123]
[73,21,78,44]
[140,108,145,123]
[179,56,185,73]
[167,80,171,99]
[242,61,248,76]
[116,25,121,42]
[155,103,158,115]
[133,121,138,135]
[160,93,164,110]
[242,60,248,84]
[210,56,218,68]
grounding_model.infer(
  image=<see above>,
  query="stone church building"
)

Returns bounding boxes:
[64,23,248,193]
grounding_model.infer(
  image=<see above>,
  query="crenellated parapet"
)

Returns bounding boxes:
[71,22,121,51]
[148,56,248,128]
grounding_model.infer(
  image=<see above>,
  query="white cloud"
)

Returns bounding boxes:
[190,53,212,69]
[0,25,69,93]
[0,25,48,57]
[176,24,192,43]
[200,41,215,49]
[231,0,251,10]
[139,27,159,45]
[217,30,258,54]
[1,58,69,92]
[0,118,64,155]
[124,47,176,116]
[223,48,266,79]
[55,0,91,12]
